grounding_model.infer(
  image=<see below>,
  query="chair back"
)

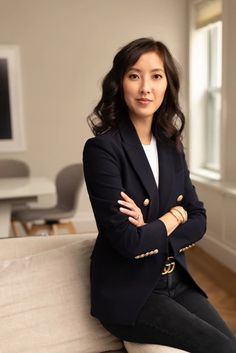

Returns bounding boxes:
[55,163,83,213]
[0,159,30,178]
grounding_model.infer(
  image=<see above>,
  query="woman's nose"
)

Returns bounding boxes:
[139,78,151,94]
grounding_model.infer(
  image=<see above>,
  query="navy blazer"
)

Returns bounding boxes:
[83,118,207,325]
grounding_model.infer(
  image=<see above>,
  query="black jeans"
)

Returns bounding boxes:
[102,264,236,353]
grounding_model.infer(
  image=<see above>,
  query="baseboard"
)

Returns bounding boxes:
[199,232,236,274]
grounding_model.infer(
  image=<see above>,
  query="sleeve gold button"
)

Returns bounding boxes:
[177,194,183,202]
[143,198,150,206]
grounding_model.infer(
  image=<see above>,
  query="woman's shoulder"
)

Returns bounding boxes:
[83,129,121,154]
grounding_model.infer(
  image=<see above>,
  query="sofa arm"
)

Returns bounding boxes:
[0,233,123,353]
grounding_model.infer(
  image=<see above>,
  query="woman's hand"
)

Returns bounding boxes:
[118,191,145,227]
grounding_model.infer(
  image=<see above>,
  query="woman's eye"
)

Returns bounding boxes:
[128,73,139,80]
[153,74,162,80]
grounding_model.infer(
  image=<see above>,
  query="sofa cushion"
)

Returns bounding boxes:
[0,234,123,353]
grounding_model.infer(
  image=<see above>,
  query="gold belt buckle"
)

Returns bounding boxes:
[162,256,175,275]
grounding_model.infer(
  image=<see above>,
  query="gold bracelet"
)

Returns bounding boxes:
[171,207,186,223]
[174,207,187,223]
[169,210,181,224]
[178,208,187,223]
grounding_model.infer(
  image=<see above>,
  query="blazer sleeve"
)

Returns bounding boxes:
[168,152,207,257]
[83,137,168,259]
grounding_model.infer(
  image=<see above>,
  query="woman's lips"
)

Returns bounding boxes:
[136,98,152,105]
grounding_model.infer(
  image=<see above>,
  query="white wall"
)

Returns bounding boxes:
[0,0,189,231]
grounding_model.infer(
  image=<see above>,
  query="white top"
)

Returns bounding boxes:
[142,135,159,188]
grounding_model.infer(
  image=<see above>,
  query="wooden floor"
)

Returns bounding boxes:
[186,246,236,334]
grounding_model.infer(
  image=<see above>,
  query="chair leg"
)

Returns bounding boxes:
[11,222,31,237]
[22,223,31,235]
[11,221,20,237]
[66,222,77,234]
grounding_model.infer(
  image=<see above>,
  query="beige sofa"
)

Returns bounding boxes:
[0,233,188,353]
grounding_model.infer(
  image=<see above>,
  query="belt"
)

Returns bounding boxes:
[161,256,175,275]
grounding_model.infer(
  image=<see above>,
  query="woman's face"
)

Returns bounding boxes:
[122,51,168,123]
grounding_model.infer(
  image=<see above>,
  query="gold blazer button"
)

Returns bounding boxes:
[143,198,150,206]
[177,194,183,202]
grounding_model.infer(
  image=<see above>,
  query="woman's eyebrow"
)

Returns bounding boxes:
[127,67,165,73]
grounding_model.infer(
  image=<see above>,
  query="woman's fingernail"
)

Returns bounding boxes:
[117,200,122,204]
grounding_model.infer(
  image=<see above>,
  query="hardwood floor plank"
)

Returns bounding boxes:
[186,246,236,334]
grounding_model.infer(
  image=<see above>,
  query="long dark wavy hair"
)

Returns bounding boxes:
[87,38,185,150]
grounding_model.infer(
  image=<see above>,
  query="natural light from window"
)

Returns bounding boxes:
[189,0,222,180]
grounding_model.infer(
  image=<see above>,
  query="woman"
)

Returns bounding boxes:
[83,38,236,353]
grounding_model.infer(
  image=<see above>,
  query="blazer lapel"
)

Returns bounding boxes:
[119,119,175,219]
[119,119,159,219]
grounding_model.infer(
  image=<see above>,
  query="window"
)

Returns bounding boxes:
[205,21,222,170]
[189,0,222,179]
